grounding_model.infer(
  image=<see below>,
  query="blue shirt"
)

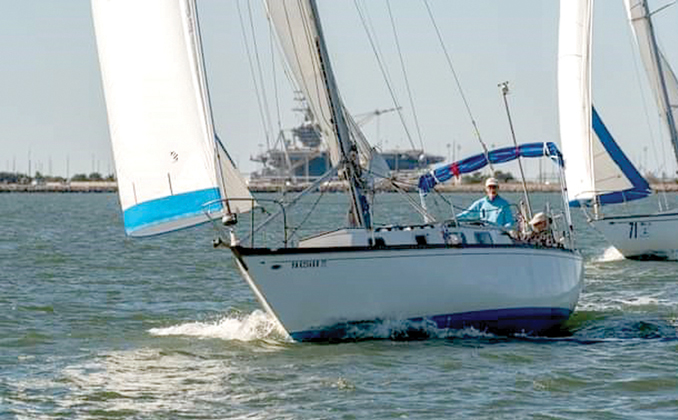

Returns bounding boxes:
[456,195,514,228]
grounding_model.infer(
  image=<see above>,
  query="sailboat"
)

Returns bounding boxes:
[559,0,678,260]
[92,0,583,342]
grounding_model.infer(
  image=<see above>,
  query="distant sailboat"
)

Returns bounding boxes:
[559,0,678,260]
[92,0,583,341]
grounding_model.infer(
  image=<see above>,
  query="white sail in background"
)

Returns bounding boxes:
[91,0,253,237]
[624,0,678,160]
[558,0,596,202]
[558,0,650,206]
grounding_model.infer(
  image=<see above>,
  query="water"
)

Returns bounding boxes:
[1,192,678,419]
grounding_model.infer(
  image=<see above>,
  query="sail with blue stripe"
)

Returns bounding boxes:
[558,0,651,208]
[92,0,254,237]
[580,107,652,207]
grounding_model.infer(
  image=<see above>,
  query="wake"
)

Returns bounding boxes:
[148,310,289,342]
[593,246,625,262]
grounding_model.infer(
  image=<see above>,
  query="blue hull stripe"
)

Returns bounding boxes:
[290,307,572,342]
[571,107,651,207]
[123,187,222,236]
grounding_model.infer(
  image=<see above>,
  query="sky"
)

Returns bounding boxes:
[1,0,677,180]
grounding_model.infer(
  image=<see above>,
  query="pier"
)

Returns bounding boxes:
[3,180,678,193]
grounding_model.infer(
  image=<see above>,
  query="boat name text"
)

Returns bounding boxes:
[291,259,327,269]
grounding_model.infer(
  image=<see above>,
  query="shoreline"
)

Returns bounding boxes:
[3,181,678,193]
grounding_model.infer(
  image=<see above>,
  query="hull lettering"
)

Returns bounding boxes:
[291,259,327,269]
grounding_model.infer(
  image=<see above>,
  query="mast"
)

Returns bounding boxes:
[640,0,678,166]
[307,0,371,229]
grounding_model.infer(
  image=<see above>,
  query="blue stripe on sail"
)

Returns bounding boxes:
[570,108,652,207]
[123,187,222,236]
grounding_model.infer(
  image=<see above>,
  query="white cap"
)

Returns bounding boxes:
[529,212,548,226]
[485,177,499,187]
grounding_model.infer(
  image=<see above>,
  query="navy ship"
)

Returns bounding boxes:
[250,102,443,181]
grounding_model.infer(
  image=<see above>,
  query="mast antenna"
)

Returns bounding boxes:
[499,81,532,219]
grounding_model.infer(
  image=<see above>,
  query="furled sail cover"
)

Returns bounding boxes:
[558,0,650,207]
[418,142,563,193]
[624,0,678,162]
[91,0,253,237]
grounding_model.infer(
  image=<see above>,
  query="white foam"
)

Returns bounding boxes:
[577,293,672,312]
[148,310,289,342]
[593,246,625,262]
[617,296,660,306]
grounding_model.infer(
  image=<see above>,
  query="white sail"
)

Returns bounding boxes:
[91,0,253,237]
[558,0,650,206]
[265,0,379,228]
[624,0,678,161]
[264,0,345,167]
[265,1,389,180]
[558,0,594,203]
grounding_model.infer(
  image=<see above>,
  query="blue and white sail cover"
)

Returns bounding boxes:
[418,143,564,193]
[91,0,254,236]
[558,0,650,206]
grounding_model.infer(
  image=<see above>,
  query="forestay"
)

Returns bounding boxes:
[91,0,253,237]
[558,0,651,207]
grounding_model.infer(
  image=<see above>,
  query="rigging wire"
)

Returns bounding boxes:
[421,0,493,171]
[269,22,283,134]
[353,0,418,151]
[246,0,275,148]
[236,0,272,149]
[385,1,425,151]
[287,188,326,240]
[624,7,670,209]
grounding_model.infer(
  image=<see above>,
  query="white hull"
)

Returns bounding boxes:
[592,212,678,260]
[231,244,583,341]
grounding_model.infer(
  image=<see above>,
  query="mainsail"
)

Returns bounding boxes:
[91,0,254,237]
[264,0,347,168]
[624,0,678,164]
[558,0,650,206]
[265,0,374,227]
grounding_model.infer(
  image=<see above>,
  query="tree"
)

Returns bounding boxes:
[462,172,484,184]
[494,170,514,183]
